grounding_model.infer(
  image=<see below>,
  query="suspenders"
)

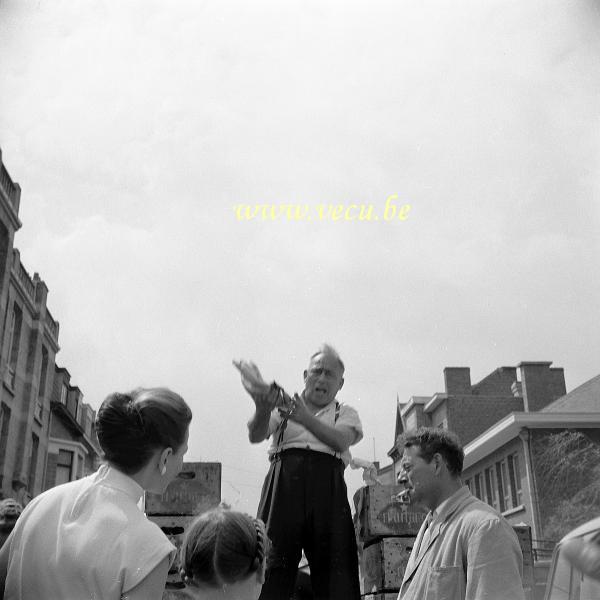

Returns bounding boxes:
[273,401,341,459]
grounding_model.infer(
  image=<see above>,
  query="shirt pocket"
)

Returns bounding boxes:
[425,566,465,600]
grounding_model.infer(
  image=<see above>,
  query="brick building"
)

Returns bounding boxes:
[386,362,600,546]
[0,147,99,503]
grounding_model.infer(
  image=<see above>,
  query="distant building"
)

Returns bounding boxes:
[0,147,99,502]
[386,362,600,549]
[44,365,100,490]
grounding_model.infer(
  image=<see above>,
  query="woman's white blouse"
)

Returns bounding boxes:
[4,464,175,599]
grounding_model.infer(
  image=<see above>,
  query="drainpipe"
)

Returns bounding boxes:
[519,428,542,541]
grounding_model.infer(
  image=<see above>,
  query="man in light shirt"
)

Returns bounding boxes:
[397,427,525,600]
[248,344,362,600]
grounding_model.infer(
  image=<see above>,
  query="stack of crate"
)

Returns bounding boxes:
[353,484,427,600]
[144,462,222,600]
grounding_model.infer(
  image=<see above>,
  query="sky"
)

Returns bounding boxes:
[0,0,599,514]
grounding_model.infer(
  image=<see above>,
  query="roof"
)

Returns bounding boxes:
[399,396,431,417]
[463,411,600,469]
[542,373,600,413]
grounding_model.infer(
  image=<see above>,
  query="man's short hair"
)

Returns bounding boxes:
[309,343,345,374]
[401,427,464,476]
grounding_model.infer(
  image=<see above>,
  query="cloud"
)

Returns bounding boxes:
[2,0,599,509]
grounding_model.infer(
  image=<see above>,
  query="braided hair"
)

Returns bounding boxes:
[180,508,270,588]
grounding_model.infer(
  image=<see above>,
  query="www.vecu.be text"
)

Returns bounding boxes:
[233,195,411,222]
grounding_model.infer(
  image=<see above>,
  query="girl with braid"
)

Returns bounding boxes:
[180,508,269,600]
[0,387,192,600]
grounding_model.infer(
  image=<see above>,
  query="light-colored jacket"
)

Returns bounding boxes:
[398,486,525,600]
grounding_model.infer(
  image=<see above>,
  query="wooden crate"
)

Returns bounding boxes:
[145,462,221,516]
[360,537,414,594]
[149,515,197,587]
[353,484,427,544]
[162,588,195,600]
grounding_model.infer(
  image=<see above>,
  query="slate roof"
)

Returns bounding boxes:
[542,373,600,413]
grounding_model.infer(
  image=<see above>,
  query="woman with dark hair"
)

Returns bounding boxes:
[180,508,269,600]
[0,387,192,600]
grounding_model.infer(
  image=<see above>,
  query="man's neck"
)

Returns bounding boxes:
[428,478,463,513]
[302,392,335,413]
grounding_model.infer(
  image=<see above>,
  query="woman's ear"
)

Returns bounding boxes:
[159,447,173,474]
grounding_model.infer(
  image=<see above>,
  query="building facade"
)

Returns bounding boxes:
[44,365,100,490]
[0,147,99,503]
[387,362,600,547]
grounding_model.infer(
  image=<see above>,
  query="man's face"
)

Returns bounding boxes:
[397,445,438,509]
[0,499,22,532]
[303,353,344,408]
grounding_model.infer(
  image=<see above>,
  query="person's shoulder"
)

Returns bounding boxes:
[119,513,174,568]
[336,401,360,415]
[95,498,168,550]
[22,475,90,511]
[9,476,92,539]
[125,512,169,542]
[457,496,516,538]
[460,494,501,519]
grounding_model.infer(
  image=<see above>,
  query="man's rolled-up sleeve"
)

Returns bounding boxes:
[337,405,363,446]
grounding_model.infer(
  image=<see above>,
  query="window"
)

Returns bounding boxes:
[38,346,48,397]
[484,466,500,511]
[465,478,473,494]
[76,394,84,425]
[0,223,8,287]
[7,303,23,387]
[507,453,523,507]
[28,433,39,492]
[0,404,10,466]
[73,392,82,423]
[55,450,74,486]
[496,460,512,512]
[84,407,93,437]
[60,383,68,405]
[465,474,485,500]
[474,473,484,500]
[405,412,417,430]
[33,400,43,423]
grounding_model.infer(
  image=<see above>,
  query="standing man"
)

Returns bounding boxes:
[397,427,525,600]
[247,344,362,600]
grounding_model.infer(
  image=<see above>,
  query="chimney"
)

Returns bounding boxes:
[444,367,471,395]
[519,362,566,412]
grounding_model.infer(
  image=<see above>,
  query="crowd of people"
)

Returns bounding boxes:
[0,343,596,599]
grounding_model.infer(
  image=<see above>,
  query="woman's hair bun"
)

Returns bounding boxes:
[96,387,191,475]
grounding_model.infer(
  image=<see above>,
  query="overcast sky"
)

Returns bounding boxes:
[1,0,599,513]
